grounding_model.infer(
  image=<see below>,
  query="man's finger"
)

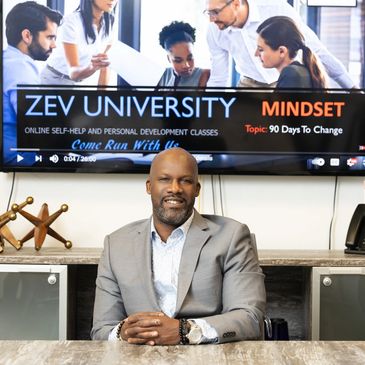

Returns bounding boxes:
[127,312,164,323]
[127,337,151,345]
[125,328,159,338]
[126,318,161,328]
[126,331,159,344]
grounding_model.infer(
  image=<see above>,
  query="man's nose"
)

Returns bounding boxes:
[169,180,182,193]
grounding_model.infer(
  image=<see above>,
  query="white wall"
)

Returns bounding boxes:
[0,172,363,251]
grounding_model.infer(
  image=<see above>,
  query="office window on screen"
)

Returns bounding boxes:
[318,0,363,87]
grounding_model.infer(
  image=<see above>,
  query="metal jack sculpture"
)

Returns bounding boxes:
[0,197,33,253]
[0,212,17,253]
[13,201,72,251]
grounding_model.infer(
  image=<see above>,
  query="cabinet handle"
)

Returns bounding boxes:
[322,276,332,287]
[48,274,57,285]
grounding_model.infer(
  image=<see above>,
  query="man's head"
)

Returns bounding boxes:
[5,1,62,61]
[146,148,201,232]
[204,0,247,30]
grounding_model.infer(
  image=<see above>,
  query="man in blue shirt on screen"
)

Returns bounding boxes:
[3,1,62,164]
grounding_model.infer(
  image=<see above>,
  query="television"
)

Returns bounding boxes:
[2,0,365,175]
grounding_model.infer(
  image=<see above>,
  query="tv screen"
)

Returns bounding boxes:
[2,0,365,175]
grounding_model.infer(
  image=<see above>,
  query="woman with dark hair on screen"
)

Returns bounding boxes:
[255,16,328,89]
[158,21,210,88]
[41,0,118,85]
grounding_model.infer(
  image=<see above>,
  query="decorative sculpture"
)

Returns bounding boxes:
[14,202,72,251]
[0,197,33,253]
[0,213,17,253]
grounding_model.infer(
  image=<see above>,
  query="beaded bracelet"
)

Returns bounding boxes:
[116,320,125,341]
[179,318,189,345]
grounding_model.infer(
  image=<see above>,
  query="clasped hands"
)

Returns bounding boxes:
[91,53,110,71]
[120,312,180,346]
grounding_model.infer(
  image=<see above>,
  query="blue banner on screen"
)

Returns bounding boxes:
[2,87,365,175]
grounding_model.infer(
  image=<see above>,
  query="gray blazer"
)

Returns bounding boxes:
[91,211,266,342]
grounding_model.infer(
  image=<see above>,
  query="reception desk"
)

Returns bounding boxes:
[1,340,365,365]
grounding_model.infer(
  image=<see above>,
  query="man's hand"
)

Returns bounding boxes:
[121,312,180,346]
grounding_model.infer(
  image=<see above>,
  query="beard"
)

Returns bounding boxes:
[28,40,51,61]
[215,16,237,30]
[153,200,194,227]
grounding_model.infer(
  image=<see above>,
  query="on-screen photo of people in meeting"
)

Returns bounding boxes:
[255,16,328,89]
[157,21,210,88]
[204,0,357,89]
[41,0,118,85]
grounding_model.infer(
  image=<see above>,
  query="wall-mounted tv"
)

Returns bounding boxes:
[2,0,365,175]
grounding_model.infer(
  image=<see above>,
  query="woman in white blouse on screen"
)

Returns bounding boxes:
[41,0,118,85]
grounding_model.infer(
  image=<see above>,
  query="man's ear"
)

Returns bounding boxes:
[167,54,172,64]
[146,178,151,195]
[21,29,33,46]
[232,0,241,11]
[195,182,201,197]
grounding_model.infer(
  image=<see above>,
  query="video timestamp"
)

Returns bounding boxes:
[63,154,97,163]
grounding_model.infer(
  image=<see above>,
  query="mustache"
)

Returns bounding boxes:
[161,194,185,202]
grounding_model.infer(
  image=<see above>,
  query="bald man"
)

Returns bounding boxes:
[91,148,265,344]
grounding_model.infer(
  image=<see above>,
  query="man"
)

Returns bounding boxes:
[3,1,62,164]
[205,0,356,88]
[91,148,265,345]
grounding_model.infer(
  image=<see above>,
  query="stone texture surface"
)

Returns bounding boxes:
[1,247,365,266]
[1,340,365,365]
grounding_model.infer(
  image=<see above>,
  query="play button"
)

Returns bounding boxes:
[17,154,24,162]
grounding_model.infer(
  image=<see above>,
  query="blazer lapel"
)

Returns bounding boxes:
[133,218,160,311]
[175,211,211,314]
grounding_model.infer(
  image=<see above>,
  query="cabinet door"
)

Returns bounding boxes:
[0,265,67,340]
[312,267,365,340]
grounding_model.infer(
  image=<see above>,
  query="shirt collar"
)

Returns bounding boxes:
[151,210,195,242]
[5,45,36,63]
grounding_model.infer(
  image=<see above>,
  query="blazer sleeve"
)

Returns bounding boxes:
[90,235,127,340]
[200,223,266,343]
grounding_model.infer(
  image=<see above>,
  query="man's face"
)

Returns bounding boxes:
[205,0,237,30]
[28,20,57,61]
[146,150,201,229]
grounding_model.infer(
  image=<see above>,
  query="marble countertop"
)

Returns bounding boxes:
[1,340,365,365]
[1,247,365,266]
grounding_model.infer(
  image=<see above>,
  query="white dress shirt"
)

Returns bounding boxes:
[109,212,218,342]
[47,11,113,76]
[206,0,355,88]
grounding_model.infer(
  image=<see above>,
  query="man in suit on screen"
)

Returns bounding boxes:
[91,147,265,345]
